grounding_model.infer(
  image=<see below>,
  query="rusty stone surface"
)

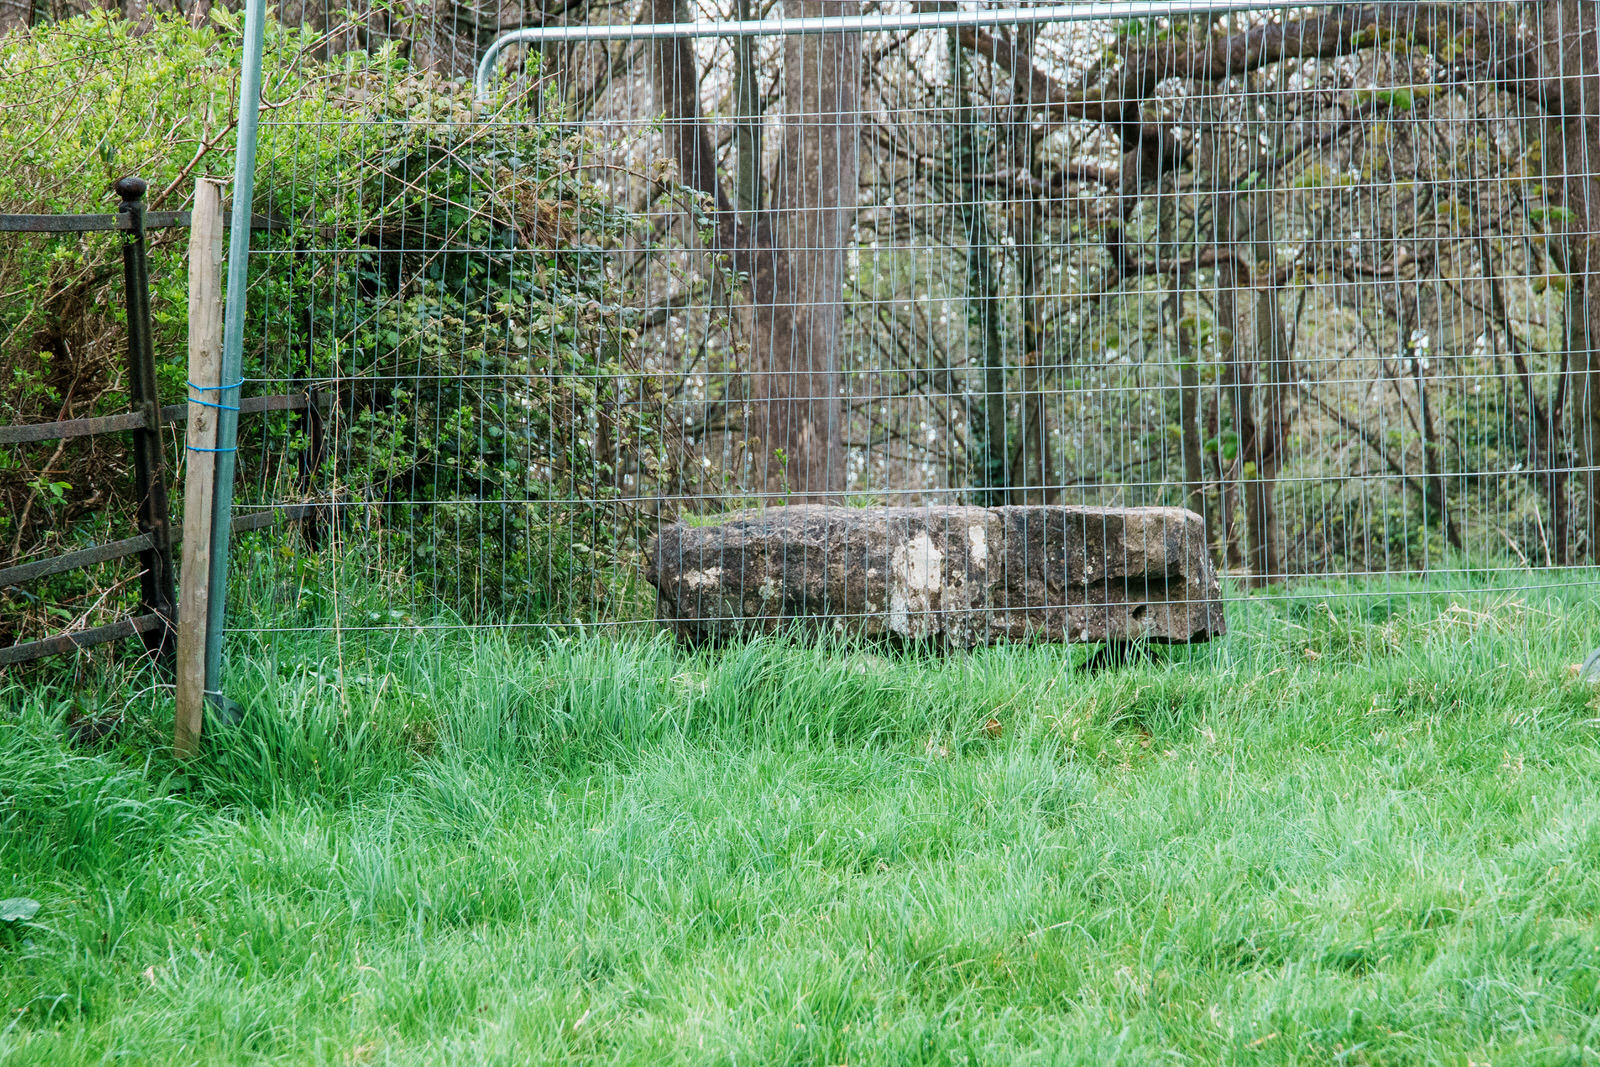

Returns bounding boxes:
[645,505,1225,646]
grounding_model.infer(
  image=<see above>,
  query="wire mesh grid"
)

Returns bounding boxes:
[235,0,1600,644]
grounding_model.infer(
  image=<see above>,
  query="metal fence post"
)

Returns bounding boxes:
[116,176,177,664]
[203,0,267,714]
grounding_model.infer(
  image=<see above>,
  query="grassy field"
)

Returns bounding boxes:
[5,573,1600,1063]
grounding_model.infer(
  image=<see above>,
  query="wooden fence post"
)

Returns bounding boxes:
[175,179,226,757]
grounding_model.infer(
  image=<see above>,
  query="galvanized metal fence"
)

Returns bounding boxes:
[230,0,1600,645]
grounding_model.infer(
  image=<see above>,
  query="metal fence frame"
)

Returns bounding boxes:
[229,0,1600,650]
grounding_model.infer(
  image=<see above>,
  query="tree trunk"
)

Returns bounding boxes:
[649,0,858,504]
[1171,293,1206,520]
[1409,332,1455,559]
[1472,172,1562,563]
[1553,286,1576,564]
[1538,0,1600,559]
[1004,25,1052,505]
[748,0,857,502]
[1247,63,1294,584]
[947,26,1008,505]
[1245,284,1291,586]
[1214,207,1289,587]
[1215,248,1253,575]
[648,0,728,213]
[1204,392,1232,564]
[733,0,762,225]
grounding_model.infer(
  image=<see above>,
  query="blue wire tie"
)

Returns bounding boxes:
[186,377,243,411]
[186,378,244,449]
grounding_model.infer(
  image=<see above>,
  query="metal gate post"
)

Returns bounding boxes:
[116,176,178,663]
[203,0,268,712]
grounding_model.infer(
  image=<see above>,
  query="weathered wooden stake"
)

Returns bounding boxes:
[175,179,226,758]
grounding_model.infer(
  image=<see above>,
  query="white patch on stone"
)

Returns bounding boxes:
[967,524,988,566]
[757,577,780,601]
[683,567,723,589]
[888,531,944,635]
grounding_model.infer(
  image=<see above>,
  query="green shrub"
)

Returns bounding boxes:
[247,62,657,621]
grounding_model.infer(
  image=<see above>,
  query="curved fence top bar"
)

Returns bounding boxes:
[474,0,1359,98]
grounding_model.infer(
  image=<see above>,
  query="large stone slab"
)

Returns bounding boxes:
[646,505,1225,647]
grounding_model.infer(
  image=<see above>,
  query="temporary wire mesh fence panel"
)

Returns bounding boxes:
[237,0,1600,645]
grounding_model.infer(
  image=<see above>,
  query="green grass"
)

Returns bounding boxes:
[5,573,1600,1063]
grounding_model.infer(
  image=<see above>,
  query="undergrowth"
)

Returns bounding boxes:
[3,571,1600,1063]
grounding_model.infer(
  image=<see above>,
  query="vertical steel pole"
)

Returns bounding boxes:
[203,0,267,711]
[117,176,178,664]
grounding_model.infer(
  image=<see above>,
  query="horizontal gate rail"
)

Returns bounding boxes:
[0,211,283,234]
[1,409,150,445]
[0,504,324,667]
[0,392,309,446]
[0,613,166,667]
[0,504,324,591]
[0,211,192,233]
[0,534,155,590]
[226,502,322,536]
[474,0,1359,96]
